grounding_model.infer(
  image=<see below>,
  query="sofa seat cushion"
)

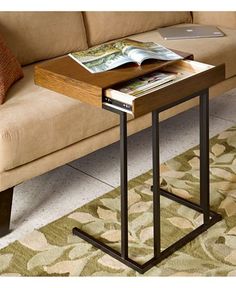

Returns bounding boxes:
[0,64,120,172]
[129,24,236,79]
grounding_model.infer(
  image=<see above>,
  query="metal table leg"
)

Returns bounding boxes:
[200,90,210,224]
[73,89,222,274]
[152,110,161,258]
[120,112,128,259]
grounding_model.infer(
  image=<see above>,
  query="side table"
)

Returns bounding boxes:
[35,53,225,273]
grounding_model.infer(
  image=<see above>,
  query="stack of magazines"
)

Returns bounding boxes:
[105,70,179,109]
[117,71,177,96]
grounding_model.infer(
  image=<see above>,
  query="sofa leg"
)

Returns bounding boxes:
[0,187,14,237]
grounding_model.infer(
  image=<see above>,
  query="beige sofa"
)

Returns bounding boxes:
[0,12,236,236]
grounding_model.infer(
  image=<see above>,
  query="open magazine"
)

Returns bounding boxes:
[69,39,183,73]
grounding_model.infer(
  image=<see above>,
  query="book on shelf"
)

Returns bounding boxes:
[69,38,183,73]
[104,70,179,111]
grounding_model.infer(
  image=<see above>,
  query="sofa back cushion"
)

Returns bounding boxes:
[0,12,88,66]
[83,12,192,47]
[193,12,236,29]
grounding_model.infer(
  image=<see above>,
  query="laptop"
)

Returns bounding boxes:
[158,25,225,40]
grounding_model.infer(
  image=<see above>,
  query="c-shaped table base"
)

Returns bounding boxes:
[73,89,222,274]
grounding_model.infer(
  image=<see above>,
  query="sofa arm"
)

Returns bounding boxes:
[192,12,236,29]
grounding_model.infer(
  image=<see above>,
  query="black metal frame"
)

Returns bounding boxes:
[73,89,222,274]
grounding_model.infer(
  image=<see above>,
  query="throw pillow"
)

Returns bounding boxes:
[0,33,23,104]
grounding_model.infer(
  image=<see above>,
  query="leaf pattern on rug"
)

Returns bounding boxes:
[68,243,92,260]
[97,207,117,221]
[97,254,129,270]
[1,125,236,276]
[18,230,56,251]
[44,258,88,276]
[0,254,13,273]
[68,212,97,224]
[27,247,65,270]
[167,217,194,229]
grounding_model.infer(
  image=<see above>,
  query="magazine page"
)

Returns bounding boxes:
[125,42,183,65]
[117,72,177,96]
[69,41,132,73]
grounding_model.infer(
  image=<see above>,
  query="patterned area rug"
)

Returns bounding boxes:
[1,126,236,276]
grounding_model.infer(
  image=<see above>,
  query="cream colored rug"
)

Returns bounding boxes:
[0,126,236,276]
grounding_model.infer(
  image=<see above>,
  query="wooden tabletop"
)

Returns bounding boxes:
[34,50,193,107]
